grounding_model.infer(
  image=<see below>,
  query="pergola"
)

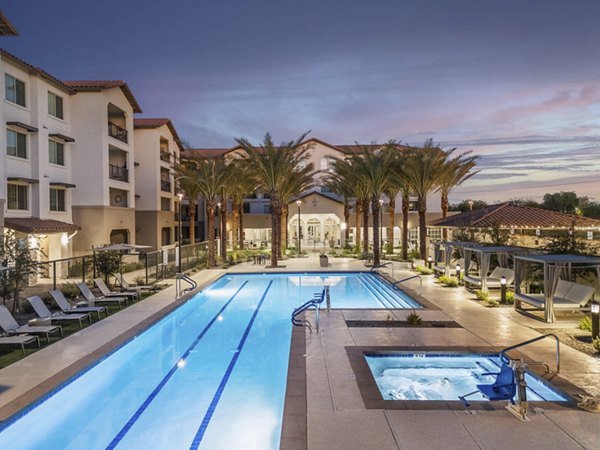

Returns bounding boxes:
[513,254,600,323]
[463,245,532,292]
[432,241,474,275]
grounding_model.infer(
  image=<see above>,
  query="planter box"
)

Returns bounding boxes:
[319,256,329,267]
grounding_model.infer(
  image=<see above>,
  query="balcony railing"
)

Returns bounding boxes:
[161,180,172,192]
[109,164,129,182]
[108,122,128,143]
[160,151,171,162]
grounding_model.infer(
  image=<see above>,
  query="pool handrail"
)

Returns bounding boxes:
[392,275,422,296]
[370,261,394,278]
[291,287,327,333]
[499,333,560,373]
[175,273,198,298]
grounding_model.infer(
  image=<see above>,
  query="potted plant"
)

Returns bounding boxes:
[319,253,329,267]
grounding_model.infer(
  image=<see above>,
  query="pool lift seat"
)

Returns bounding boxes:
[459,360,530,421]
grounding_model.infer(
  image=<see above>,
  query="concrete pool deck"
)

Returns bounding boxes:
[0,256,598,449]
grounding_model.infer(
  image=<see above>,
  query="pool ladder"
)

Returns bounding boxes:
[291,287,328,333]
[392,275,423,296]
[370,261,395,279]
[175,273,197,299]
[499,333,560,373]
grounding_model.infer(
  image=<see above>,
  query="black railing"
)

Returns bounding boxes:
[109,164,129,182]
[161,180,171,192]
[108,122,128,143]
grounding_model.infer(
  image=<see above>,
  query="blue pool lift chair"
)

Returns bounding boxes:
[459,363,517,407]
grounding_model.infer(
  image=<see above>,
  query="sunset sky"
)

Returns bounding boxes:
[3,0,599,203]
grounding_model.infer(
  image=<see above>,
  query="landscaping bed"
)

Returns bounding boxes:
[346,320,461,328]
[535,327,600,359]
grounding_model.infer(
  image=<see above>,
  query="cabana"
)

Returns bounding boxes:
[513,254,600,323]
[432,241,473,276]
[463,245,532,293]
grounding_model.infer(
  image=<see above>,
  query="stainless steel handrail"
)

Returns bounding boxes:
[499,333,560,373]
[392,274,422,295]
[175,272,197,298]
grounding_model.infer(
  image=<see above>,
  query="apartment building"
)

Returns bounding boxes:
[133,118,182,249]
[62,81,142,255]
[1,50,79,262]
[185,138,446,251]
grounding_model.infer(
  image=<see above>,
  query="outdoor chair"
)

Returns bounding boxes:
[94,278,139,301]
[0,304,63,343]
[459,363,516,407]
[50,290,107,320]
[26,296,91,329]
[516,279,595,312]
[0,334,40,354]
[115,274,156,293]
[77,282,128,309]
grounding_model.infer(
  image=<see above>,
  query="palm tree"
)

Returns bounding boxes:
[401,139,448,259]
[172,160,203,245]
[179,156,230,267]
[227,162,255,250]
[323,177,353,245]
[279,168,314,257]
[235,132,314,267]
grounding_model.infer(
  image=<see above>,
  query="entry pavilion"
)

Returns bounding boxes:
[513,254,600,323]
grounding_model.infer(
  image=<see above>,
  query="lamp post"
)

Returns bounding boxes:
[500,275,507,304]
[296,200,302,255]
[591,303,600,339]
[456,264,461,283]
[216,202,221,259]
[379,198,384,254]
[177,193,183,272]
[427,256,432,270]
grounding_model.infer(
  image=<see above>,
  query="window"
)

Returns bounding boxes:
[48,91,63,119]
[5,74,25,106]
[6,129,27,158]
[320,158,328,171]
[7,184,28,210]
[49,140,65,165]
[50,188,66,211]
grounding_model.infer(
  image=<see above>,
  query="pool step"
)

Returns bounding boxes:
[358,274,405,308]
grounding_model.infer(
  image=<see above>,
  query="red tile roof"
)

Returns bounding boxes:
[4,218,81,234]
[181,148,231,158]
[134,118,184,151]
[0,50,75,94]
[64,80,142,113]
[0,10,18,36]
[428,203,600,229]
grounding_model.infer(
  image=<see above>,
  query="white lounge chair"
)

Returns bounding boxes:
[516,279,595,311]
[94,278,138,301]
[77,282,128,309]
[0,305,63,343]
[0,334,40,354]
[26,296,91,329]
[50,289,107,320]
[465,267,514,289]
[115,274,156,293]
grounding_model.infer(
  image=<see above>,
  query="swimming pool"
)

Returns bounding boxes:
[0,272,417,449]
[366,353,568,402]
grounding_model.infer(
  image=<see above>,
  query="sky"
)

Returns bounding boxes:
[2,0,600,204]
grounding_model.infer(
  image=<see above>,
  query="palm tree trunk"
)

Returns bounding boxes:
[238,202,245,249]
[355,202,361,252]
[372,197,381,266]
[280,205,288,256]
[343,201,350,244]
[388,197,395,254]
[206,202,216,267]
[270,199,279,267]
[417,195,427,259]
[220,202,227,262]
[189,200,196,244]
[362,198,369,254]
[401,191,409,260]
[232,203,239,250]
[441,191,449,240]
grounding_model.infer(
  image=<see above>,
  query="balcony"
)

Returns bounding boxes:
[109,164,129,182]
[108,122,128,143]
[161,180,171,192]
[160,151,171,162]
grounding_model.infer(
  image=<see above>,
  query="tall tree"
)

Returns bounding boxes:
[236,132,314,267]
[172,160,203,245]
[324,177,353,245]
[227,162,255,250]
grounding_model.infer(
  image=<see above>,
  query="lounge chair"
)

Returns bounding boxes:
[0,334,40,354]
[516,279,595,311]
[94,278,138,301]
[50,290,107,320]
[115,274,156,293]
[459,363,516,406]
[77,282,128,309]
[464,267,514,289]
[433,258,464,277]
[0,305,63,343]
[26,296,91,329]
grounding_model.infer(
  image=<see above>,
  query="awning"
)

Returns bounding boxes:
[49,133,75,143]
[7,177,39,184]
[6,121,38,132]
[49,182,76,188]
[4,218,80,234]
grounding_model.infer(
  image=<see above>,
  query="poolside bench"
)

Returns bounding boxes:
[516,279,595,311]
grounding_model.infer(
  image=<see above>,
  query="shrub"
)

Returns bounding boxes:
[578,316,592,332]
[132,275,147,286]
[444,277,459,287]
[483,298,499,307]
[408,250,421,260]
[475,290,489,301]
[503,290,515,305]
[593,337,600,354]
[406,311,423,326]
[61,282,80,300]
[415,265,433,275]
[122,262,144,273]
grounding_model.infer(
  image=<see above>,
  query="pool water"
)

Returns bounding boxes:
[366,353,568,402]
[0,272,417,450]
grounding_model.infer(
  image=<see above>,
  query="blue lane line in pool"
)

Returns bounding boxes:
[188,280,274,450]
[105,280,249,450]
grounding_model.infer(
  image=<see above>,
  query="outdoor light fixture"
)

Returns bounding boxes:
[456,264,461,283]
[591,303,600,339]
[500,275,507,304]
[296,200,302,255]
[427,256,432,269]
[379,198,384,253]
